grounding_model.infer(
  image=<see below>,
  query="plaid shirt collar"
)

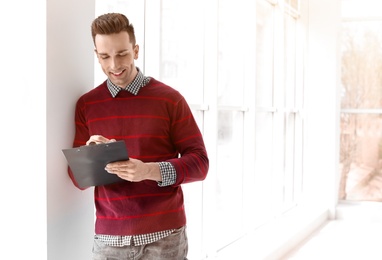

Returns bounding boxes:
[106,67,150,98]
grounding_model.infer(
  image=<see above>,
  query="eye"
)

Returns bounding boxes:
[99,55,109,60]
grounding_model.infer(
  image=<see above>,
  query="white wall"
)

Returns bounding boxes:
[1,0,96,259]
[303,0,341,215]
[46,0,96,259]
[0,1,47,259]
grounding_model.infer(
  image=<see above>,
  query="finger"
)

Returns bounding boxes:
[86,135,113,145]
[106,160,129,167]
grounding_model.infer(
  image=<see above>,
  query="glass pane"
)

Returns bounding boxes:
[218,0,245,106]
[160,0,205,105]
[256,0,275,108]
[216,110,244,247]
[254,112,274,224]
[285,0,300,12]
[252,0,276,225]
[283,11,299,208]
[340,4,382,201]
[341,21,382,110]
[284,15,297,109]
[339,113,382,201]
[284,111,297,206]
[216,0,247,248]
[182,182,203,259]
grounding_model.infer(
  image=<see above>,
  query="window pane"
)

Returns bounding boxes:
[254,112,274,224]
[218,0,245,106]
[339,113,382,201]
[283,10,300,209]
[160,0,205,105]
[285,0,300,13]
[340,7,382,201]
[256,0,275,108]
[284,15,297,109]
[216,0,247,248]
[341,21,382,110]
[216,110,244,247]
[253,0,276,225]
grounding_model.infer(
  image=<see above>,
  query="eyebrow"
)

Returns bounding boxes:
[97,49,130,56]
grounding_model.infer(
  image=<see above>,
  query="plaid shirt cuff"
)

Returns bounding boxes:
[158,162,176,187]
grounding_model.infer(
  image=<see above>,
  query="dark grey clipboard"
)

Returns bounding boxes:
[62,140,129,189]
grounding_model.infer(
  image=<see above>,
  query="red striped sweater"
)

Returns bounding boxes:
[69,78,209,235]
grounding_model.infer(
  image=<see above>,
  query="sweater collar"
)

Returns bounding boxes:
[106,67,150,98]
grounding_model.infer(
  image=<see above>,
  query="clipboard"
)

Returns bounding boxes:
[62,140,129,189]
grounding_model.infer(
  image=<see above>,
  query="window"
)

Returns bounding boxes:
[339,0,382,202]
[154,1,206,257]
[254,0,304,225]
[95,0,305,258]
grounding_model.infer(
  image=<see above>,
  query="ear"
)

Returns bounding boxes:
[94,48,101,63]
[134,44,139,60]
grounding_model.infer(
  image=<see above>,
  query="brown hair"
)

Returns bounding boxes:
[91,13,136,46]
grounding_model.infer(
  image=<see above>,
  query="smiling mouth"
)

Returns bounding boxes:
[111,70,125,76]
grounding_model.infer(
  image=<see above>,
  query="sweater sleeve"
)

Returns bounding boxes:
[67,96,91,190]
[166,97,209,186]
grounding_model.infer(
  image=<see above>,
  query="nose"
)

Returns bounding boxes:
[110,57,120,70]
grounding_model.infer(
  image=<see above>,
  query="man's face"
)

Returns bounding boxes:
[95,31,139,88]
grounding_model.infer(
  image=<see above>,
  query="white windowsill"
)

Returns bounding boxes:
[214,206,330,259]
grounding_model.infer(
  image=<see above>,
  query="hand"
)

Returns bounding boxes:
[105,158,162,182]
[86,135,116,145]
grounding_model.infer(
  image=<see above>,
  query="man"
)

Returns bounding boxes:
[68,13,209,260]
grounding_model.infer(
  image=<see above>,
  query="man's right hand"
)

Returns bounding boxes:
[86,135,116,145]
